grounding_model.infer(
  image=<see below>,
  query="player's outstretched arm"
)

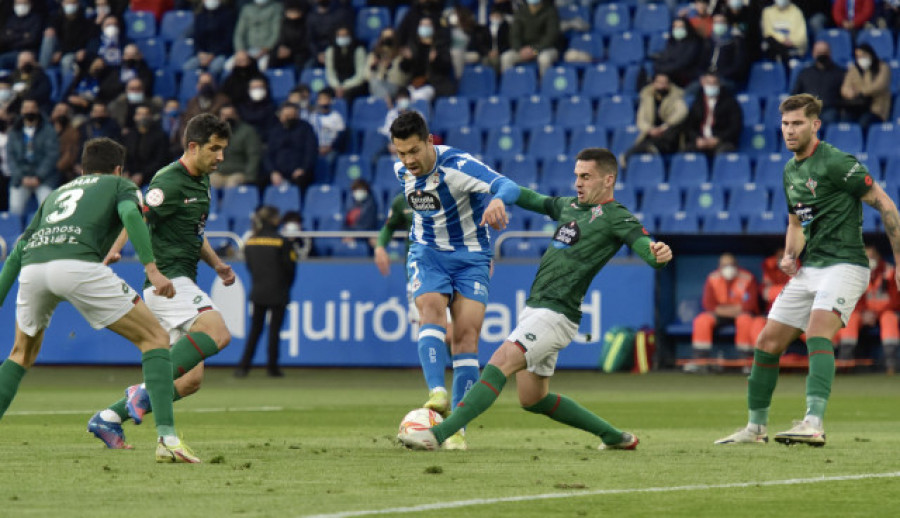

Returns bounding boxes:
[631,237,671,269]
[201,237,235,286]
[649,241,673,264]
[863,183,900,288]
[103,228,129,265]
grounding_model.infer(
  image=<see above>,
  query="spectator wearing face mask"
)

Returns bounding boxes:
[269,0,311,73]
[343,178,379,248]
[307,0,355,67]
[791,41,845,125]
[308,87,346,175]
[651,17,706,88]
[622,73,687,166]
[91,15,125,67]
[287,83,313,121]
[687,253,760,372]
[78,101,122,150]
[482,5,510,73]
[264,102,318,194]
[7,51,52,115]
[232,0,284,71]
[160,98,183,160]
[840,43,891,130]
[366,28,409,102]
[180,72,232,133]
[0,0,44,70]
[236,77,277,142]
[213,103,261,189]
[379,88,412,138]
[108,77,162,132]
[114,44,155,98]
[183,0,237,79]
[396,0,446,49]
[51,102,81,184]
[500,0,560,77]
[399,17,456,102]
[684,72,742,158]
[6,98,60,216]
[39,0,97,74]
[123,103,169,187]
[222,51,263,106]
[324,25,369,103]
[722,0,763,63]
[761,0,808,63]
[697,14,748,93]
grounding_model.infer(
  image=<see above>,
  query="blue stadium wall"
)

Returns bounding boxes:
[0,260,654,369]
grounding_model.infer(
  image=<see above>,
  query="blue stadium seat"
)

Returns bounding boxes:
[527,125,567,162]
[355,7,391,44]
[159,9,194,43]
[702,212,743,234]
[167,37,194,72]
[394,4,409,27]
[866,122,900,160]
[816,29,853,65]
[445,127,483,154]
[524,212,558,233]
[728,184,770,216]
[311,212,345,256]
[606,31,645,66]
[570,124,609,154]
[857,152,884,181]
[857,29,894,61]
[299,67,328,93]
[613,184,637,209]
[740,124,778,156]
[540,155,577,195]
[372,155,399,191]
[514,95,552,129]
[431,96,471,134]
[540,65,579,99]
[746,211,785,234]
[558,3,591,35]
[762,94,789,129]
[124,10,156,40]
[265,68,296,105]
[669,152,710,188]
[262,184,302,214]
[357,129,389,163]
[499,155,539,190]
[204,213,231,250]
[473,96,512,130]
[625,154,665,190]
[152,68,176,99]
[332,239,372,257]
[684,185,727,217]
[135,38,166,69]
[747,62,787,97]
[500,237,544,258]
[890,61,900,95]
[0,211,22,249]
[178,68,202,104]
[485,126,525,161]
[885,157,900,184]
[710,153,752,188]
[656,211,699,234]
[499,66,538,98]
[609,125,640,158]
[595,95,634,129]
[350,96,389,132]
[566,33,604,63]
[736,93,761,127]
[863,205,881,232]
[409,98,431,123]
[302,184,344,226]
[458,65,496,97]
[582,63,619,100]
[642,184,682,213]
[219,185,260,227]
[633,3,671,35]
[593,3,631,36]
[824,122,864,154]
[621,63,650,95]
[555,95,594,130]
[333,154,373,190]
[646,31,668,55]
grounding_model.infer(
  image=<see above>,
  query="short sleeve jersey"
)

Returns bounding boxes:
[143,160,210,285]
[528,197,649,323]
[20,175,141,266]
[782,141,872,268]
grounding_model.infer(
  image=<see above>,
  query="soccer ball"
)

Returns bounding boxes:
[397,407,443,439]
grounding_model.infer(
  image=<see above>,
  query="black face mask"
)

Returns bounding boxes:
[226,118,238,129]
[23,112,39,123]
[815,55,831,67]
[199,84,215,98]
[284,119,298,129]
[0,119,8,132]
[91,116,109,126]
[53,115,70,127]
[21,63,34,74]
[382,37,395,47]
[656,88,669,97]
[123,59,138,68]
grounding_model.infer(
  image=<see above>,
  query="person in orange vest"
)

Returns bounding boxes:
[688,253,760,370]
[834,246,900,374]
[749,248,793,346]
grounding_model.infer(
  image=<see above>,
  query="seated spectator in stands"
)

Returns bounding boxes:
[396,0,445,50]
[622,73,687,166]
[123,104,169,186]
[6,98,60,216]
[840,43,891,130]
[7,52,52,115]
[444,4,489,79]
[761,0,808,64]
[307,0,355,68]
[682,0,713,38]
[78,101,122,147]
[115,43,156,98]
[688,253,760,371]
[39,0,97,73]
[832,0,875,34]
[51,102,81,184]
[0,75,15,123]
[64,57,121,115]
[183,0,237,79]
[378,88,411,138]
[222,51,263,106]
[231,0,283,71]
[749,247,792,347]
[684,73,742,157]
[287,83,313,121]
[325,25,369,104]
[309,87,346,174]
[181,72,231,130]
[483,5,510,73]
[651,18,706,88]
[0,0,44,70]
[723,0,763,63]
[237,76,277,142]
[791,41,844,125]
[130,0,174,22]
[0,107,9,210]
[880,0,900,31]
[109,77,163,133]
[213,104,261,189]
[160,97,183,159]
[265,102,318,194]
[366,28,409,102]
[343,178,379,247]
[834,247,900,374]
[93,15,125,67]
[500,0,560,77]
[400,18,456,102]
[795,0,833,35]
[90,0,120,27]
[268,0,311,73]
[697,14,748,94]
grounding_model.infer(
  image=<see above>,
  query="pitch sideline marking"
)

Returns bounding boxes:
[6,406,284,416]
[302,471,900,518]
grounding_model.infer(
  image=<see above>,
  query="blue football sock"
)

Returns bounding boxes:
[451,353,480,411]
[417,324,448,391]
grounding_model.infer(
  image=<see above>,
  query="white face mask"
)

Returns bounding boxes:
[0,89,11,103]
[857,57,872,70]
[126,91,144,104]
[728,0,743,9]
[204,0,220,10]
[336,36,351,47]
[775,0,790,8]
[671,27,687,40]
[352,190,369,202]
[63,3,79,15]
[417,25,434,39]
[396,98,410,110]
[249,88,267,101]
[254,0,268,5]
[703,84,720,98]
[713,23,728,37]
[103,25,119,40]
[869,257,879,270]
[14,4,30,17]
[720,265,737,281]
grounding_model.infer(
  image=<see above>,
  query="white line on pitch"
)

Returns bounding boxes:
[302,471,900,518]
[6,406,284,416]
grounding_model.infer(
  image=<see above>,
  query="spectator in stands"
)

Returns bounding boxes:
[688,253,760,371]
[343,178,379,247]
[761,0,808,64]
[834,247,900,374]
[651,17,706,88]
[684,0,713,38]
[324,25,369,104]
[6,98,60,216]
[265,102,318,194]
[51,102,81,184]
[698,13,748,93]
[130,0,174,22]
[213,103,261,189]
[722,0,763,63]
[90,0,119,26]
[287,83,313,121]
[160,97,183,159]
[0,106,9,211]
[684,72,742,157]
[366,28,409,102]
[379,88,411,138]
[500,0,560,77]
[78,101,122,147]
[109,77,163,132]
[483,5,510,73]
[0,0,43,70]
[237,76,277,143]
[444,4,489,79]
[840,43,891,130]
[400,17,456,102]
[232,0,283,71]
[222,50,262,106]
[622,73,687,166]
[123,104,169,187]
[396,0,446,49]
[791,41,844,125]
[183,0,237,79]
[880,0,900,31]
[0,75,15,123]
[7,52,52,115]
[307,0,355,68]
[832,0,875,34]
[64,57,120,115]
[94,15,125,67]
[309,87,346,174]
[39,0,96,74]
[180,72,231,130]
[749,247,792,347]
[116,44,156,98]
[268,0,311,73]
[794,0,832,35]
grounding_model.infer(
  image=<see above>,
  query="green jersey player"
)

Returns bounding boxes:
[716,94,900,447]
[0,138,199,462]
[399,148,673,451]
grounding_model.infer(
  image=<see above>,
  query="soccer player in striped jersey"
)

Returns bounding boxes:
[389,111,520,450]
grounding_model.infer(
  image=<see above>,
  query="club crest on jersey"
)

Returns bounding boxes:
[805,177,818,197]
[145,188,164,207]
[552,220,581,249]
[408,189,441,216]
[590,205,603,222]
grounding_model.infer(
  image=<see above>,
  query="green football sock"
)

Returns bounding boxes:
[525,392,623,445]
[141,349,175,437]
[0,359,27,420]
[805,336,835,420]
[170,332,220,377]
[747,349,781,426]
[432,364,507,444]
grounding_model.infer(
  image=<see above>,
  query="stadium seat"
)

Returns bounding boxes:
[558,3,590,35]
[409,98,431,123]
[500,155,539,190]
[593,3,631,36]
[372,155,400,190]
[582,63,619,100]
[302,184,344,225]
[646,31,668,56]
[890,61,900,95]
[135,38,166,69]
[540,155,577,195]
[299,67,328,93]
[458,65,496,97]
[613,184,637,209]
[866,122,900,160]
[702,212,743,234]
[152,68,176,99]
[350,96,389,132]
[178,68,202,104]
[606,31,645,66]
[167,37,194,72]
[816,28,853,65]
[266,68,296,105]
[624,154,665,190]
[310,212,345,256]
[124,10,156,40]
[159,9,194,43]
[857,29,894,61]
[527,125,567,163]
[857,152,884,181]
[566,33,604,63]
[710,153,752,188]
[595,95,634,129]
[736,93,761,127]
[204,213,231,250]
[684,186,727,217]
[499,66,538,98]
[431,96,471,134]
[555,95,594,130]
[621,63,650,95]
[824,122,864,154]
[0,211,22,249]
[332,239,372,257]
[219,185,260,227]
[540,65,579,99]
[609,125,640,158]
[473,96,512,130]
[357,129,389,164]
[633,3,671,35]
[333,154,373,190]
[762,94,789,129]
[570,124,609,154]
[262,184,302,214]
[500,237,544,258]
[863,205,880,232]
[728,184,770,216]
[642,184,682,213]
[746,211,785,234]
[656,211,699,234]
[668,152,710,188]
[485,126,525,160]
[355,7,391,44]
[747,62,786,97]
[444,127,483,154]
[739,124,778,156]
[885,157,900,184]
[514,95,552,130]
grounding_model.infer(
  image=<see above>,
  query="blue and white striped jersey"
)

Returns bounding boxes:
[394,145,515,253]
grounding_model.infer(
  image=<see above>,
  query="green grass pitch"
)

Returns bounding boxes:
[1,367,898,517]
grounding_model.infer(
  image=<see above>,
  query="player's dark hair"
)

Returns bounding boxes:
[182,113,231,149]
[82,137,126,175]
[576,148,619,180]
[780,94,822,120]
[252,205,281,234]
[390,110,429,142]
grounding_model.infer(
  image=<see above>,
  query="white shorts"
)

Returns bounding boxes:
[506,306,579,377]
[768,264,869,330]
[144,276,219,343]
[16,260,139,336]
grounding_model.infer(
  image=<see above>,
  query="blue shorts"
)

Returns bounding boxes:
[406,245,491,305]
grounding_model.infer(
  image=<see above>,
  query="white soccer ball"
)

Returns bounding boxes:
[397,407,443,438]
